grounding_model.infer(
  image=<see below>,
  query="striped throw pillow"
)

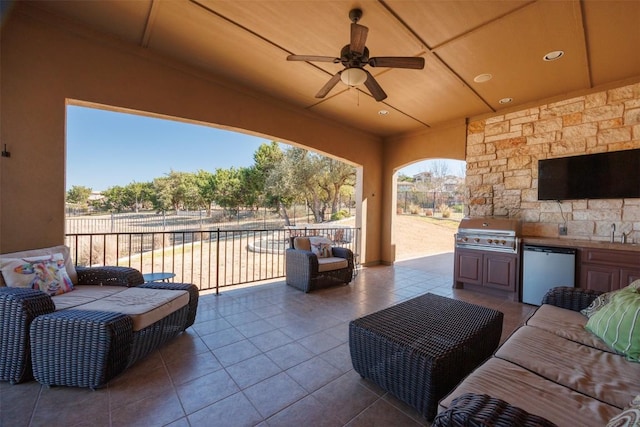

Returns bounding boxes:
[582,279,640,318]
[586,286,640,362]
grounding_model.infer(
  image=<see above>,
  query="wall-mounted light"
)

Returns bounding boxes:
[341,68,367,86]
[1,144,10,158]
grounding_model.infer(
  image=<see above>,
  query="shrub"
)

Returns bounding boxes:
[439,204,452,218]
[331,209,350,221]
[424,208,434,217]
[409,204,420,215]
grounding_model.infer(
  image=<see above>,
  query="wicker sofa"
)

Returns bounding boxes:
[0,245,198,388]
[285,236,354,292]
[434,285,640,427]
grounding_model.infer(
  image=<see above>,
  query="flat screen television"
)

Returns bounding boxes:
[538,148,640,200]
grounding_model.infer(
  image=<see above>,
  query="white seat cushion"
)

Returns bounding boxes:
[71,287,189,331]
[317,257,348,272]
[52,285,128,310]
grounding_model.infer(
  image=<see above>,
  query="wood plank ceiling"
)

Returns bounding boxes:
[29,0,640,138]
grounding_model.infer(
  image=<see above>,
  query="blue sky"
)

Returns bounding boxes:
[66,106,270,191]
[66,105,464,191]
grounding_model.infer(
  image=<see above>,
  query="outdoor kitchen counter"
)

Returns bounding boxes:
[521,237,640,292]
[521,237,640,252]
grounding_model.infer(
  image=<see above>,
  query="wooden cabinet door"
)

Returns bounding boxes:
[580,264,620,292]
[454,249,482,286]
[483,253,517,291]
[621,268,640,287]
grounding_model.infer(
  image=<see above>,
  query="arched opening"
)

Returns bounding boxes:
[393,158,466,261]
[64,102,362,289]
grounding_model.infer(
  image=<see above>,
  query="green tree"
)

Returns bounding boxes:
[66,185,92,205]
[124,181,154,212]
[321,157,356,217]
[211,167,245,212]
[268,147,355,223]
[152,170,200,212]
[194,170,216,216]
[102,185,128,212]
[264,149,305,225]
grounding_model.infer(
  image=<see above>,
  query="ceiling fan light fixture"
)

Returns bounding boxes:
[341,68,367,86]
[543,50,564,61]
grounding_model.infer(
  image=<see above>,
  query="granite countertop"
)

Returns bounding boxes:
[521,236,640,252]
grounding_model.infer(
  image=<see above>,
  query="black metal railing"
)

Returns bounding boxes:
[65,226,360,294]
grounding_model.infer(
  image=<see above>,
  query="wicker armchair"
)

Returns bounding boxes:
[0,266,143,384]
[285,236,354,292]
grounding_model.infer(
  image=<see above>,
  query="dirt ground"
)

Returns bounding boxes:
[343,214,459,261]
[393,214,459,260]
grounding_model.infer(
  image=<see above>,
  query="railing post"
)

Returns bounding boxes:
[215,228,220,295]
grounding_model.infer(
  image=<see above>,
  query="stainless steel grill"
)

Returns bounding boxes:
[455,217,522,253]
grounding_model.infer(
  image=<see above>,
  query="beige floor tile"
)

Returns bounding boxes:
[1,254,537,426]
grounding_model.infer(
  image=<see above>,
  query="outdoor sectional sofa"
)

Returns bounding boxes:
[434,284,640,427]
[0,245,198,389]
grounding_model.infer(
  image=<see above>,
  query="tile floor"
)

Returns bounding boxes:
[1,253,537,427]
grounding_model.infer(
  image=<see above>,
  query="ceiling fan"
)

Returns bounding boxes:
[287,8,425,102]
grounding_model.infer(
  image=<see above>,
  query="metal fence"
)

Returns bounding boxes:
[65,226,360,294]
[65,207,353,234]
[66,209,288,234]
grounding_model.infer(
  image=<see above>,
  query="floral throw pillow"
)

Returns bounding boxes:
[0,253,74,296]
[309,237,333,258]
[607,395,640,427]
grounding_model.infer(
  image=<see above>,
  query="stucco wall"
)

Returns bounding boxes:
[1,5,389,258]
[466,82,640,243]
[380,121,467,263]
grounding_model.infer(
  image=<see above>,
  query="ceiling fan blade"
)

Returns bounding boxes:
[369,56,425,69]
[287,55,340,63]
[350,23,368,55]
[364,70,387,102]
[315,72,342,98]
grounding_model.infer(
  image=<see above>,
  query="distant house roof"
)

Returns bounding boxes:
[88,191,105,201]
[413,172,432,182]
[397,182,415,192]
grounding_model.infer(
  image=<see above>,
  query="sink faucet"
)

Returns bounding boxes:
[621,231,631,244]
[611,223,616,243]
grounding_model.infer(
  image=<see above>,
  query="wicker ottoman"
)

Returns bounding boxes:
[30,283,198,389]
[349,293,503,420]
[30,310,134,389]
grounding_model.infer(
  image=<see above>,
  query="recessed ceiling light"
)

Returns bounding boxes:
[543,50,564,61]
[499,97,513,104]
[378,110,389,116]
[473,73,493,83]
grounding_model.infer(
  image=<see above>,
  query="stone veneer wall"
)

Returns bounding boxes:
[465,82,640,243]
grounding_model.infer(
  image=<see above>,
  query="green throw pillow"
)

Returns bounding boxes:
[581,279,640,318]
[586,286,640,362]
